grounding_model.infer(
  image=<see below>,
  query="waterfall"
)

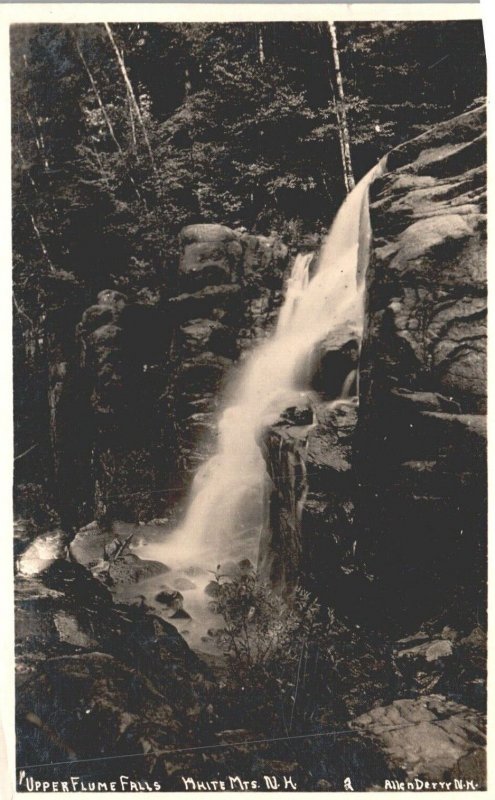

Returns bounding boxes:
[130,161,386,649]
[137,160,385,604]
[276,252,313,337]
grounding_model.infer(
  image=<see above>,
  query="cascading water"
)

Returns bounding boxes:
[135,159,385,641]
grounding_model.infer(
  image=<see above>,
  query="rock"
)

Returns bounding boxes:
[351,106,487,628]
[397,638,454,663]
[277,403,314,426]
[97,289,127,309]
[172,577,196,591]
[364,106,486,411]
[460,626,486,650]
[184,565,207,577]
[238,559,254,575]
[239,232,289,282]
[180,223,238,246]
[107,553,169,585]
[175,352,233,399]
[38,559,113,608]
[451,748,486,785]
[310,326,360,400]
[80,304,116,334]
[169,285,242,323]
[179,318,237,359]
[52,611,98,649]
[155,590,184,610]
[170,609,192,620]
[15,548,210,781]
[350,695,486,784]
[259,401,357,600]
[390,388,461,414]
[180,242,231,284]
[16,652,182,777]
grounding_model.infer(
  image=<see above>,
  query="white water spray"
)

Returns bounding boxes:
[138,161,384,593]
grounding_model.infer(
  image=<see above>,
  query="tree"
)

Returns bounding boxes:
[327,22,355,193]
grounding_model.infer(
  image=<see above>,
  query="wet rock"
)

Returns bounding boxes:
[350,695,486,784]
[171,609,192,620]
[107,553,169,585]
[310,325,361,400]
[260,401,357,600]
[277,403,314,426]
[173,577,197,591]
[184,565,207,577]
[155,589,184,610]
[238,559,254,575]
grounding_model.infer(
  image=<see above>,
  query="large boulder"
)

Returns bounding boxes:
[350,695,486,787]
[178,224,243,290]
[259,400,357,602]
[15,560,212,783]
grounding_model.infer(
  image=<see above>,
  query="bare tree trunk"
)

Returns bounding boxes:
[327,21,355,193]
[70,31,144,204]
[257,26,265,65]
[103,23,159,179]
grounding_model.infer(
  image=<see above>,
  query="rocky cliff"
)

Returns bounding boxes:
[38,226,288,533]
[260,106,486,632]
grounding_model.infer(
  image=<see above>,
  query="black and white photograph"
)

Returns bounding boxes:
[7,3,488,793]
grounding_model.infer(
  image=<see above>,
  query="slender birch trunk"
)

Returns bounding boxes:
[70,31,144,204]
[258,26,265,64]
[327,21,355,193]
[103,23,159,179]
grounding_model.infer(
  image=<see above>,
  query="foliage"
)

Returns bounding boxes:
[210,568,340,731]
[12,21,486,324]
[11,20,486,500]
[212,567,323,670]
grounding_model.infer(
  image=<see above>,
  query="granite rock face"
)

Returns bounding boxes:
[261,107,486,630]
[350,695,486,787]
[39,225,289,531]
[171,224,288,476]
[78,290,175,526]
[356,105,486,627]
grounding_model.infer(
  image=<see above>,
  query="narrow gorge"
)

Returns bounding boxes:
[15,105,487,790]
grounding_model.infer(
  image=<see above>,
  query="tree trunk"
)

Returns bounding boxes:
[258,26,265,65]
[104,23,159,179]
[327,22,355,193]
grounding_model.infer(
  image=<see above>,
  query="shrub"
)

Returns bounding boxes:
[210,567,340,731]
